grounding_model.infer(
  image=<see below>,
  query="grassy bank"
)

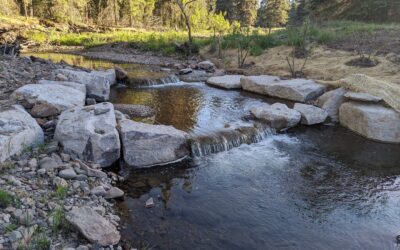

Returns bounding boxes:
[2,14,399,56]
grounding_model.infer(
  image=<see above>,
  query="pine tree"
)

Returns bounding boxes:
[257,0,290,33]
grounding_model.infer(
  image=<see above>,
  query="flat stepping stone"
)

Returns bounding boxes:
[344,91,382,103]
[241,76,326,102]
[206,75,244,89]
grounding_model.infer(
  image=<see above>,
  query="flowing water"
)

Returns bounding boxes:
[27,53,400,250]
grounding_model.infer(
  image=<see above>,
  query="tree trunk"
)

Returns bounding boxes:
[128,0,133,27]
[113,0,118,26]
[175,0,194,56]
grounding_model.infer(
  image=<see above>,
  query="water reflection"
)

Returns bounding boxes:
[118,134,400,250]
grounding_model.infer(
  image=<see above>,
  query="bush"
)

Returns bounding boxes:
[0,189,15,208]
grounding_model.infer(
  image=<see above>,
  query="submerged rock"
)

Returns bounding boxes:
[206,75,243,89]
[113,104,155,118]
[66,206,120,246]
[118,120,189,168]
[316,87,346,122]
[55,103,120,167]
[250,103,301,130]
[0,105,44,162]
[339,102,400,144]
[12,84,85,117]
[54,69,111,102]
[242,76,326,102]
[293,103,328,125]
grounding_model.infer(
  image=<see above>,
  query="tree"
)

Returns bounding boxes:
[175,0,198,56]
[257,0,290,34]
[209,12,230,58]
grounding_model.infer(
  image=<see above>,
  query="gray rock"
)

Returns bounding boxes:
[115,66,128,80]
[179,68,192,75]
[78,161,108,179]
[105,187,124,199]
[293,103,328,125]
[12,84,85,117]
[197,60,216,72]
[28,158,38,169]
[65,206,120,246]
[339,102,400,143]
[145,197,155,208]
[85,98,96,106]
[90,186,107,196]
[13,209,35,225]
[206,75,243,89]
[113,104,155,118]
[344,91,382,103]
[0,105,44,162]
[60,153,71,162]
[58,168,77,180]
[39,157,60,171]
[53,176,68,188]
[316,87,346,122]
[8,230,22,242]
[118,120,189,168]
[250,103,301,130]
[54,69,111,102]
[38,80,86,95]
[242,76,326,102]
[55,103,120,168]
[92,69,116,87]
[179,70,213,82]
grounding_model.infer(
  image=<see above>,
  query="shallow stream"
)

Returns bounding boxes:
[27,53,400,250]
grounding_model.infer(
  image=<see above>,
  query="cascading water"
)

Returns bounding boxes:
[189,122,275,157]
[127,74,181,86]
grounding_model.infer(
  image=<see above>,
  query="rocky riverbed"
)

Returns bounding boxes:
[0,50,399,250]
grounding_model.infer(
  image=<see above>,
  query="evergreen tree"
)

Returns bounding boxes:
[257,0,290,33]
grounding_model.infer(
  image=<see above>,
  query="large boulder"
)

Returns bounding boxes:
[339,102,400,144]
[12,84,85,118]
[54,69,110,102]
[118,119,189,168]
[66,206,120,246]
[250,103,301,131]
[293,103,328,125]
[206,75,243,89]
[38,80,86,95]
[241,76,326,102]
[0,105,44,162]
[316,87,346,122]
[55,103,120,167]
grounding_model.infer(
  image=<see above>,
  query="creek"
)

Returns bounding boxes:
[27,52,400,250]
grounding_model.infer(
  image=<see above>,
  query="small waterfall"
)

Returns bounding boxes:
[190,123,275,157]
[127,74,180,87]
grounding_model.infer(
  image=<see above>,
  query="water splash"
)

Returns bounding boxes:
[189,122,275,157]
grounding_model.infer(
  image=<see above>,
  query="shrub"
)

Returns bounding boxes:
[0,189,15,208]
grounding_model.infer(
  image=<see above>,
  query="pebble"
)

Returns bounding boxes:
[58,168,77,180]
[53,176,68,188]
[105,187,124,199]
[145,198,155,208]
[90,186,107,196]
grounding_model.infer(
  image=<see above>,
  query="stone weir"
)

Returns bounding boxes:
[126,74,180,87]
[189,123,275,157]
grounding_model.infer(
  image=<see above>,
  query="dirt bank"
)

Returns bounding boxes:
[201,45,400,85]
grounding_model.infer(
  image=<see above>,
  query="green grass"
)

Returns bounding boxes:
[53,186,68,200]
[23,226,51,250]
[51,208,65,233]
[21,19,400,56]
[5,223,18,233]
[0,189,15,208]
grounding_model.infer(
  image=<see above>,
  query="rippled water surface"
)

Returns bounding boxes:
[28,53,400,250]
